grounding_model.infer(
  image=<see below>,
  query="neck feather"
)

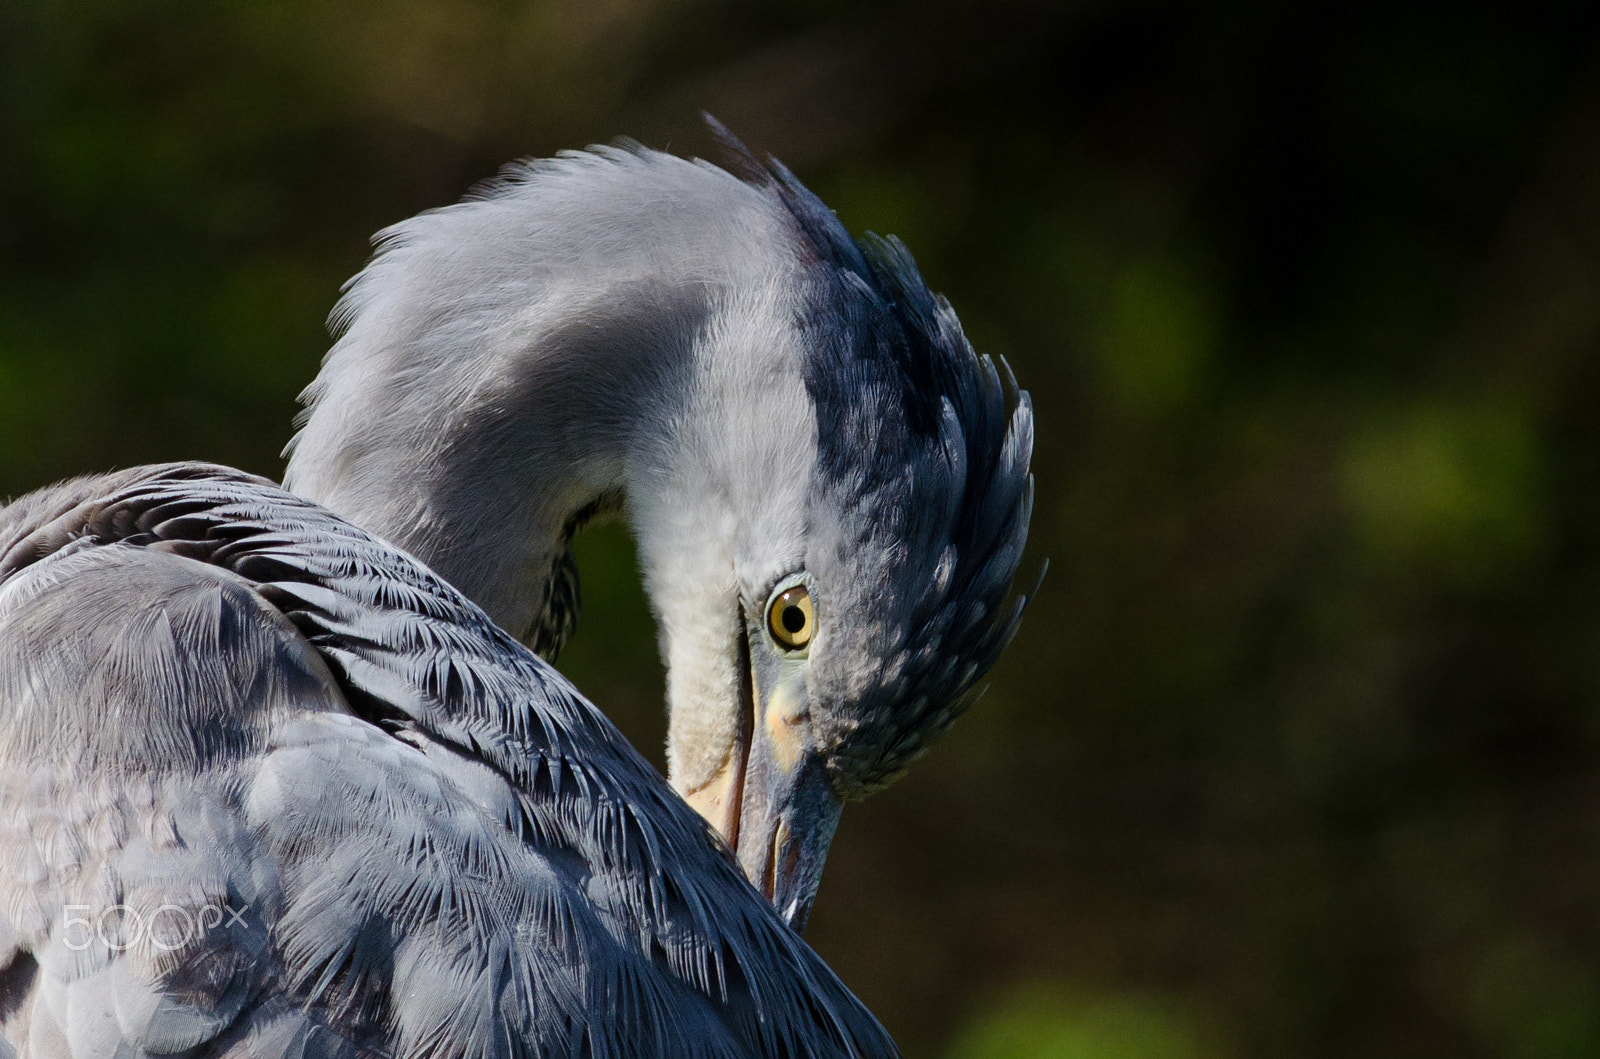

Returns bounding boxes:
[284,147,800,649]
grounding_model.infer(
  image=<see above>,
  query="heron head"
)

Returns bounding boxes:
[635,147,1037,932]
[288,134,1035,933]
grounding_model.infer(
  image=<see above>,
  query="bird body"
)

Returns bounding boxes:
[0,464,893,1057]
[0,135,1035,1057]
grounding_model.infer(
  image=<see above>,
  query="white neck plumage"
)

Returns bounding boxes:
[285,149,807,652]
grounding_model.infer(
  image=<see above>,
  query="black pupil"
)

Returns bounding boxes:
[781,605,807,634]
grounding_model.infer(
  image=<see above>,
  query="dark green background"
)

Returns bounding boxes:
[6,2,1600,1055]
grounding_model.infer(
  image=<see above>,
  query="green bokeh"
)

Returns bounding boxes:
[948,985,1217,1059]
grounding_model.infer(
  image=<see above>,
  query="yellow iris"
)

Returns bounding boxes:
[767,585,814,650]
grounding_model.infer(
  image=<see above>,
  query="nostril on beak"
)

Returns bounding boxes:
[762,819,789,901]
[781,833,801,892]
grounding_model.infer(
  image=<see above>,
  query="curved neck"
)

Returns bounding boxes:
[284,152,800,649]
[287,297,694,647]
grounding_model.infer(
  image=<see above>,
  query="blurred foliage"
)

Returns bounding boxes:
[5,0,1600,1055]
[947,983,1215,1059]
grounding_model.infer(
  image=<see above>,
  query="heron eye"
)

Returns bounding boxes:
[767,585,814,650]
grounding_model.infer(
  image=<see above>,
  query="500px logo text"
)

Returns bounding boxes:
[59,902,250,952]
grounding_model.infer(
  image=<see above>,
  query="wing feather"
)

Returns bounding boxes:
[0,464,895,1058]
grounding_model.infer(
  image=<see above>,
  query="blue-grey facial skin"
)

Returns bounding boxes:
[720,577,841,933]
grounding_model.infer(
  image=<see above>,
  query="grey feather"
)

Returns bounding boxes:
[0,463,895,1058]
[281,134,1037,813]
[726,133,1039,792]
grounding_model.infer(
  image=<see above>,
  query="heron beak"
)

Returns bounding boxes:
[683,627,841,933]
[733,699,840,933]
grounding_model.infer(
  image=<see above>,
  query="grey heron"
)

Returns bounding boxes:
[0,137,1033,1056]
[283,137,1036,929]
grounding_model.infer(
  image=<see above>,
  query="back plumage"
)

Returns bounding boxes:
[0,463,894,1059]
